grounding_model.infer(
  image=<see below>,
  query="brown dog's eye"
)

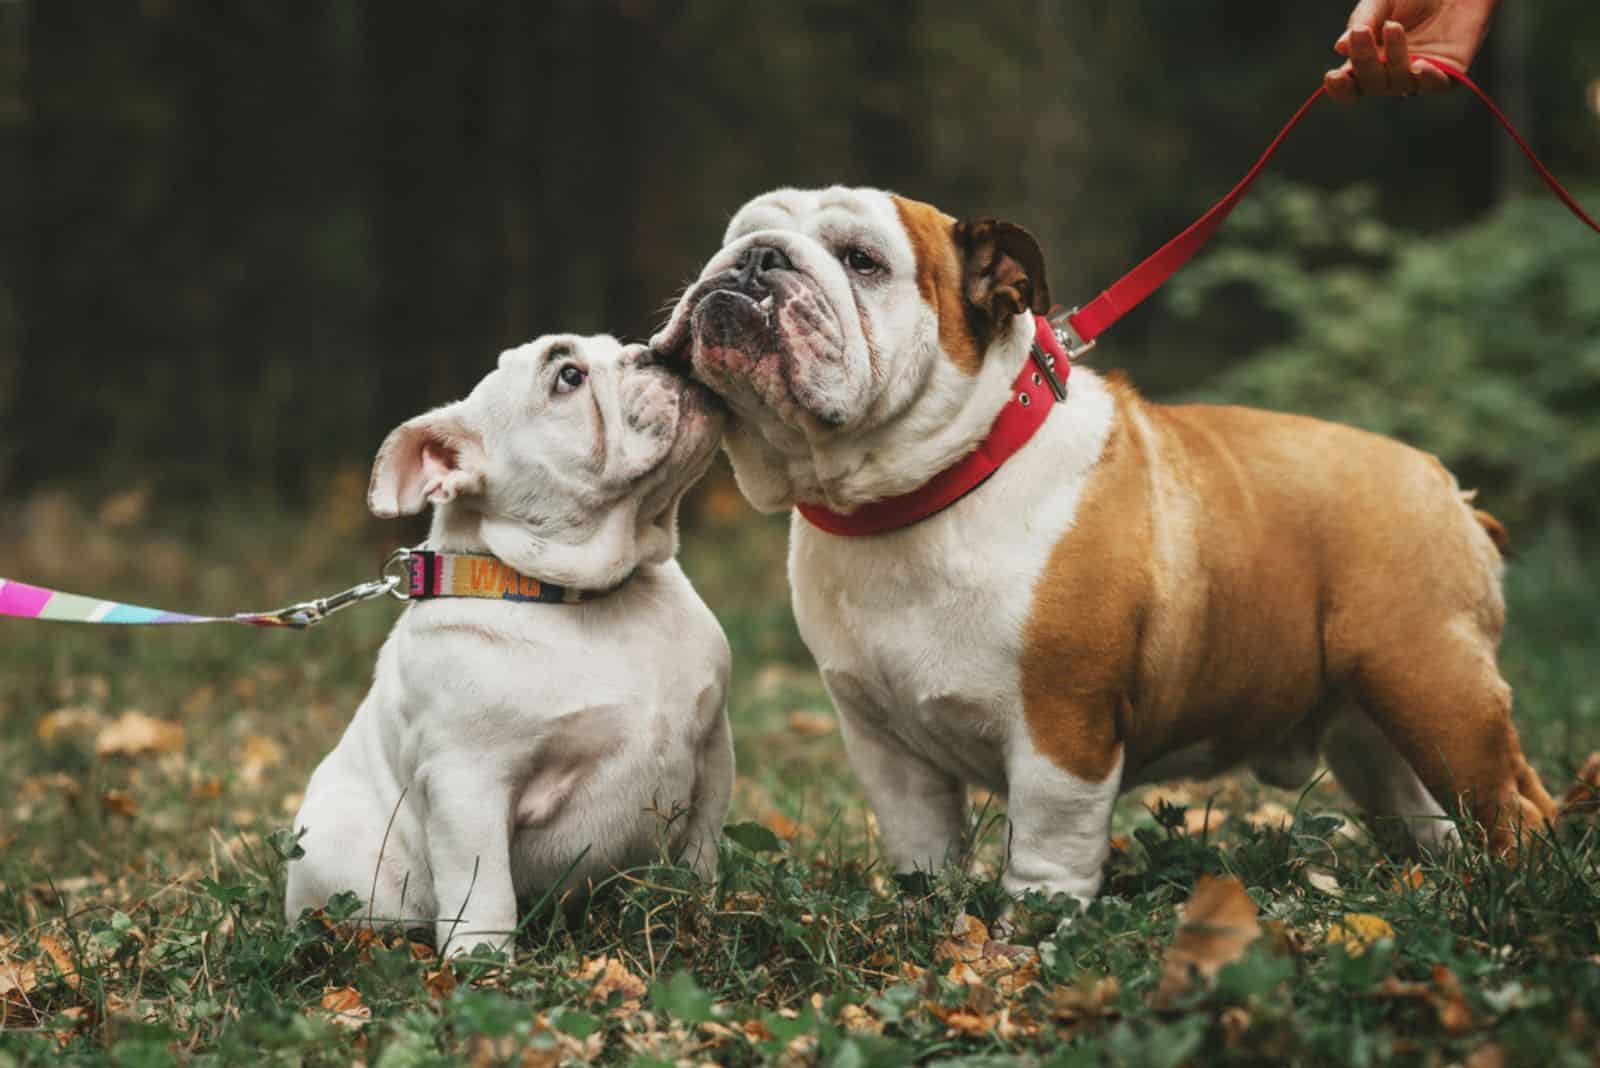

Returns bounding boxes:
[842,247,881,276]
[555,364,587,394]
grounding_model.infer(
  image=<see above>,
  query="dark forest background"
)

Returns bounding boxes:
[1,0,1597,527]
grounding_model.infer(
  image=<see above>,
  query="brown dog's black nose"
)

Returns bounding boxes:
[735,244,793,290]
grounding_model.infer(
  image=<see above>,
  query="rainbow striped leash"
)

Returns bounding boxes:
[0,548,614,630]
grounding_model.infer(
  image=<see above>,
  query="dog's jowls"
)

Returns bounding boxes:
[653,186,1556,908]
[285,335,732,955]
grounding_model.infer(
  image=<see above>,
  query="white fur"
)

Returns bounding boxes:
[655,188,1128,905]
[792,371,1120,904]
[285,335,733,955]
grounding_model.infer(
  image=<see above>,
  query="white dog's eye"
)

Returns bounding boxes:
[842,247,882,276]
[554,364,587,394]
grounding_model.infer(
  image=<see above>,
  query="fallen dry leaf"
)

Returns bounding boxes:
[1429,964,1474,1034]
[580,955,647,1010]
[0,940,40,1003]
[839,1002,883,1034]
[946,960,984,986]
[191,775,223,801]
[238,734,285,786]
[1046,976,1121,1022]
[18,773,82,805]
[1560,752,1600,816]
[1143,785,1195,810]
[1245,801,1294,830]
[180,685,218,717]
[1304,868,1343,897]
[98,484,150,528]
[36,707,104,742]
[319,985,370,1030]
[1183,806,1227,836]
[934,914,1040,993]
[935,914,991,965]
[1464,1043,1506,1068]
[1392,866,1426,892]
[1220,1005,1252,1048]
[762,813,802,840]
[786,710,837,737]
[1154,876,1262,1007]
[423,967,456,1000]
[1326,913,1395,956]
[36,935,79,993]
[101,790,138,818]
[95,711,185,759]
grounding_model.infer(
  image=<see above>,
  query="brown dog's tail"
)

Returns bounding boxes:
[1459,488,1513,559]
[1473,508,1513,559]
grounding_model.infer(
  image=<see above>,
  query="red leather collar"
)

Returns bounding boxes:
[796,315,1069,537]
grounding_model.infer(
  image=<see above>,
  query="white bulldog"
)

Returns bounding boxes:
[653,186,1556,908]
[285,335,732,954]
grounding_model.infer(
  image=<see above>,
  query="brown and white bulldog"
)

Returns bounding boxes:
[652,186,1557,905]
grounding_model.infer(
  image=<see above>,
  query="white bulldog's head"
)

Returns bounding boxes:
[651,187,1049,512]
[369,334,724,588]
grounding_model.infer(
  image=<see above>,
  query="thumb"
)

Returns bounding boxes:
[1337,0,1393,53]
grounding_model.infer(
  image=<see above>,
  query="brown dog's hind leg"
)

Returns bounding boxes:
[1350,634,1556,855]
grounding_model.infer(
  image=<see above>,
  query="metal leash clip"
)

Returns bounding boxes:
[245,549,416,628]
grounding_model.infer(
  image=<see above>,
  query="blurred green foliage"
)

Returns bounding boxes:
[1172,181,1600,527]
[2,0,1597,511]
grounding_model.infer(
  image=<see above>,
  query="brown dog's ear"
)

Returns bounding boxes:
[953,219,1051,326]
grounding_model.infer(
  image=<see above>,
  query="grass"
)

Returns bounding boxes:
[1,468,1598,1066]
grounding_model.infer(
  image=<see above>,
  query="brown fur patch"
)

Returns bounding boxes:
[1018,401,1148,783]
[892,195,982,376]
[1018,380,1555,850]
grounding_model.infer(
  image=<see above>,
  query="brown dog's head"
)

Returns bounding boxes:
[651,187,1049,512]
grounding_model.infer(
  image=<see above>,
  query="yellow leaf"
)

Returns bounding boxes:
[946,960,984,986]
[934,913,990,965]
[18,773,81,805]
[180,686,217,717]
[1245,801,1294,830]
[319,985,370,1030]
[1183,807,1226,836]
[1325,913,1395,956]
[37,707,104,742]
[1392,866,1426,892]
[786,711,836,737]
[1430,964,1473,1034]
[95,711,185,758]
[423,966,456,1000]
[580,955,646,1008]
[839,1003,882,1034]
[101,790,138,818]
[1046,976,1121,1021]
[1154,876,1262,1006]
[36,935,79,992]
[238,734,285,786]
[0,942,39,1000]
[762,813,802,840]
[97,484,150,528]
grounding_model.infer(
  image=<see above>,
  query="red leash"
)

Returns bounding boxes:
[800,57,1597,538]
[1062,57,1599,354]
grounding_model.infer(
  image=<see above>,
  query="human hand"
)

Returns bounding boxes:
[1325,0,1498,102]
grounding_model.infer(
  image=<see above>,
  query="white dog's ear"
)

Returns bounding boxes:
[368,405,487,518]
